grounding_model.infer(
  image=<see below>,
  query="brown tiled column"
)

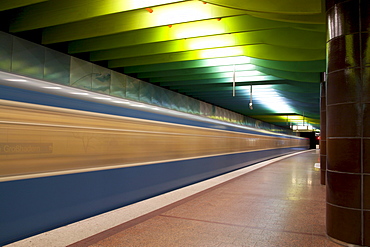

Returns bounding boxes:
[320,78,326,185]
[326,0,370,246]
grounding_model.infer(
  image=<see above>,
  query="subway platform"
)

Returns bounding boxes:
[5,149,341,247]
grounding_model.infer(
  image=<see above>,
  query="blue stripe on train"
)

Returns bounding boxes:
[0,147,305,245]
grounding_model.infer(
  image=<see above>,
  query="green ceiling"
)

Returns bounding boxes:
[0,0,325,130]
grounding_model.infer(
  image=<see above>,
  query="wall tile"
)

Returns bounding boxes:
[327,138,361,173]
[320,139,327,155]
[327,34,360,72]
[320,95,326,110]
[139,82,153,105]
[326,0,357,11]
[364,139,370,173]
[92,65,111,94]
[320,153,327,170]
[363,67,370,102]
[327,103,362,137]
[200,102,212,116]
[364,175,370,209]
[321,170,326,185]
[364,104,370,137]
[361,0,370,32]
[362,34,370,67]
[110,71,126,99]
[161,89,171,109]
[12,37,44,79]
[320,122,326,141]
[326,203,361,244]
[44,48,70,85]
[168,90,180,111]
[326,171,361,208]
[126,76,140,101]
[326,68,361,105]
[178,94,189,113]
[327,0,360,40]
[151,85,164,107]
[190,98,200,115]
[70,57,93,90]
[365,211,370,246]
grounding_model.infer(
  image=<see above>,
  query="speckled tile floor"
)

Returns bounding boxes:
[68,150,341,247]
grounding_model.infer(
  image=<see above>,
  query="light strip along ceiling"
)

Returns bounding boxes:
[0,0,326,129]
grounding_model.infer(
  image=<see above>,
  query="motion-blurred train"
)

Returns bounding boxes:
[0,84,308,245]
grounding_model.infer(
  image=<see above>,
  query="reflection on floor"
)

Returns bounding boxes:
[9,149,342,247]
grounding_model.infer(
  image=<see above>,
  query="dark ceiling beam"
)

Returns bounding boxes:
[0,0,46,11]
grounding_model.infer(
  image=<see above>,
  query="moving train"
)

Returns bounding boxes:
[0,84,308,245]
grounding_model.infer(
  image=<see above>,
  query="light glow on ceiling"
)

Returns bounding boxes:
[204,64,256,73]
[127,0,186,10]
[201,56,251,67]
[154,1,215,27]
[174,22,226,39]
[223,70,265,77]
[188,35,235,50]
[235,75,279,82]
[200,47,244,59]
[241,85,295,114]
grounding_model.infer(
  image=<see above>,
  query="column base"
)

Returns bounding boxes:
[328,235,364,247]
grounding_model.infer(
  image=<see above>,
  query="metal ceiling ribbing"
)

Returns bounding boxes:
[0,0,325,129]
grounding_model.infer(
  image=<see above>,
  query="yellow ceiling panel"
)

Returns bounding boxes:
[90,27,325,61]
[10,0,188,32]
[41,1,247,44]
[205,0,322,14]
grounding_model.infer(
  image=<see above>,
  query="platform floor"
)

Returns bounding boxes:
[7,150,341,247]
